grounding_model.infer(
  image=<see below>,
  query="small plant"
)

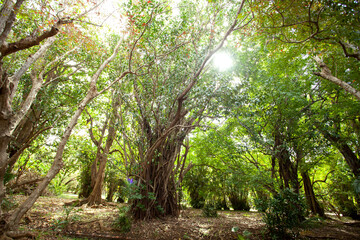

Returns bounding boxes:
[255,188,307,239]
[202,204,218,217]
[51,205,82,230]
[1,195,18,211]
[236,229,252,240]
[113,206,132,233]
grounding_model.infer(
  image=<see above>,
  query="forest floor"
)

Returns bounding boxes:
[10,195,360,240]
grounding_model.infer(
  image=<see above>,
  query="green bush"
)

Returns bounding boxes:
[229,193,250,211]
[254,196,268,213]
[215,198,229,210]
[190,194,205,209]
[202,204,218,217]
[182,167,208,209]
[256,189,307,239]
[113,206,132,233]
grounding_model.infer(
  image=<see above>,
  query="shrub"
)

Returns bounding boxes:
[256,189,307,239]
[202,204,218,217]
[113,206,132,233]
[190,195,205,209]
[215,198,229,210]
[253,196,268,213]
[229,193,250,211]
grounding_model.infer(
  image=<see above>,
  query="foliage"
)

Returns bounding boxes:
[182,166,207,209]
[202,204,218,218]
[51,205,82,230]
[354,177,360,195]
[327,165,360,219]
[112,206,132,233]
[77,147,96,198]
[255,189,307,239]
[228,191,250,211]
[1,195,18,212]
[237,230,252,240]
[2,0,360,232]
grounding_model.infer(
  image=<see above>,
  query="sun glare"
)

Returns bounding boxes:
[212,52,234,72]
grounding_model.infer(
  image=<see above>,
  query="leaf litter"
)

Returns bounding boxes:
[11,195,360,239]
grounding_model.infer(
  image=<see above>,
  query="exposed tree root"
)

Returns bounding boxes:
[0,231,36,240]
[65,231,132,240]
[64,198,108,207]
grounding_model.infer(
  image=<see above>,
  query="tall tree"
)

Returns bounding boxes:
[114,0,252,220]
[0,0,100,215]
[83,89,121,205]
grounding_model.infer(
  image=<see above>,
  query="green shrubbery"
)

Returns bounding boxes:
[202,204,218,217]
[229,192,250,211]
[255,189,307,239]
[113,206,132,233]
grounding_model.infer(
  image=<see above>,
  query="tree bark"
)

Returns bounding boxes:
[313,56,360,101]
[5,93,95,230]
[106,180,117,202]
[274,131,299,193]
[301,171,325,217]
[320,129,360,177]
[85,92,119,206]
[129,1,248,220]
[131,135,184,220]
[0,36,56,213]
[87,154,107,205]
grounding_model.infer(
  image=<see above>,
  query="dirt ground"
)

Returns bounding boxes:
[9,195,360,240]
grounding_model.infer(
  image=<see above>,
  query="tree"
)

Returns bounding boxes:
[83,88,121,205]
[0,0,139,234]
[226,35,330,215]
[112,0,252,220]
[252,0,360,176]
[0,0,100,222]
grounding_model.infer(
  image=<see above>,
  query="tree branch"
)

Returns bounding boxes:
[339,41,360,61]
[313,56,360,101]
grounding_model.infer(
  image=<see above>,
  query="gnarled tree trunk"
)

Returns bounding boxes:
[274,131,299,193]
[301,171,325,217]
[131,132,185,219]
[84,92,120,206]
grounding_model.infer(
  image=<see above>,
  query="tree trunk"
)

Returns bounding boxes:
[4,94,95,230]
[0,71,14,213]
[87,154,107,205]
[2,35,125,228]
[131,128,186,220]
[85,92,119,206]
[274,132,299,193]
[0,36,56,213]
[0,138,10,215]
[301,171,325,217]
[106,180,117,202]
[321,130,360,177]
[313,56,360,101]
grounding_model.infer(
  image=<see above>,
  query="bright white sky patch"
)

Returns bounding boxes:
[212,52,234,72]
